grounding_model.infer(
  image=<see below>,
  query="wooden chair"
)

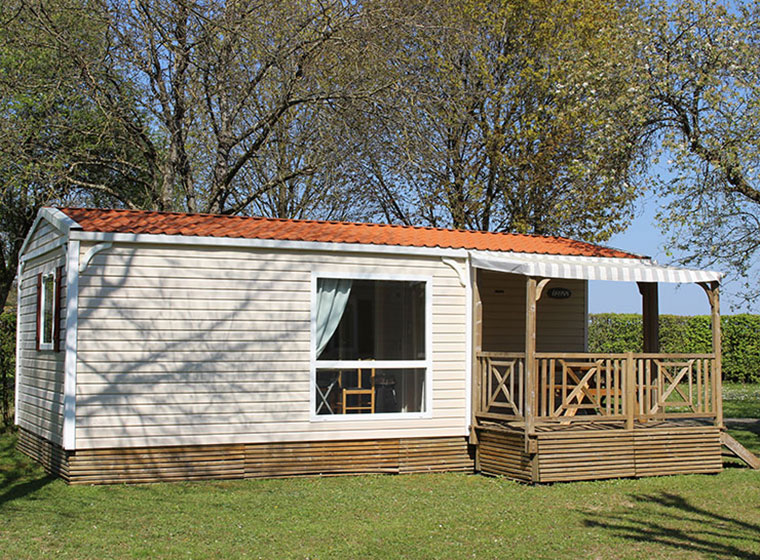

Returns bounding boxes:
[315,374,342,415]
[342,368,375,414]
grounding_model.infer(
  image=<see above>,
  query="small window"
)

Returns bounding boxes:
[38,271,57,351]
[313,277,429,417]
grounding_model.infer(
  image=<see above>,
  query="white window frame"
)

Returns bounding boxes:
[309,270,434,422]
[39,268,57,351]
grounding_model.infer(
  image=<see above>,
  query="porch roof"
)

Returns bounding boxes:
[470,251,721,284]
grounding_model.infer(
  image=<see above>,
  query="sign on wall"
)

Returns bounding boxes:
[547,287,572,299]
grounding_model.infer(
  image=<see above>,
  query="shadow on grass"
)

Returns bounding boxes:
[0,473,56,506]
[0,432,55,506]
[584,492,760,560]
[726,419,760,436]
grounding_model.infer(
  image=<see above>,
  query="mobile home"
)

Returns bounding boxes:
[15,207,730,483]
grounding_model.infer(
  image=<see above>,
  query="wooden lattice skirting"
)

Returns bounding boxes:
[476,423,723,483]
[16,429,475,485]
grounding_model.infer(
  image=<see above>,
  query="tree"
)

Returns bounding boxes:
[639,0,760,302]
[350,0,649,240]
[0,0,151,312]
[191,0,379,216]
[25,0,386,217]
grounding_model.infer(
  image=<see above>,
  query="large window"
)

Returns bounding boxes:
[313,277,430,417]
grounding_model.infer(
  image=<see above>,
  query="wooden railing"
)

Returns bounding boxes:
[632,354,717,418]
[535,354,627,421]
[476,353,526,421]
[475,352,718,427]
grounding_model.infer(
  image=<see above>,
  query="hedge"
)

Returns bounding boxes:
[1,311,15,428]
[588,313,760,384]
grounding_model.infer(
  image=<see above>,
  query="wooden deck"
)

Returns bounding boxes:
[472,351,725,482]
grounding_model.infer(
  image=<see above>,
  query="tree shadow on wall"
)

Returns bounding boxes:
[73,245,309,480]
[584,491,760,559]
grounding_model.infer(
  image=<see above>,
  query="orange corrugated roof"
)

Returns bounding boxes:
[58,207,641,259]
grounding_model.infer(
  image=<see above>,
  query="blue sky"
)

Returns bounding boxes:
[588,194,759,316]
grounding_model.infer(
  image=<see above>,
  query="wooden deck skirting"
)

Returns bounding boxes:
[17,429,71,482]
[476,428,532,482]
[476,421,723,483]
[16,429,474,485]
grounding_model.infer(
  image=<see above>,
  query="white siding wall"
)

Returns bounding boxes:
[75,242,469,449]
[16,223,67,444]
[24,220,64,254]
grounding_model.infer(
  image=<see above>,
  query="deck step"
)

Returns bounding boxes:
[721,432,760,470]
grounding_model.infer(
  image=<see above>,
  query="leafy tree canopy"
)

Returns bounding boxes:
[638,0,760,302]
[353,0,650,241]
[3,0,760,308]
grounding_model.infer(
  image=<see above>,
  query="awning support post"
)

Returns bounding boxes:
[637,282,659,353]
[524,277,548,449]
[525,277,537,444]
[699,281,722,428]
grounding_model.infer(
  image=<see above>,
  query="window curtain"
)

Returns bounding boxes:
[315,278,352,357]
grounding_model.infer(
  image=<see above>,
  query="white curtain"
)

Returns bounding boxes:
[315,278,352,357]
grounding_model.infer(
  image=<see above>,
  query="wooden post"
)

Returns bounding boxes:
[699,281,722,428]
[625,351,635,430]
[637,282,659,353]
[525,277,538,444]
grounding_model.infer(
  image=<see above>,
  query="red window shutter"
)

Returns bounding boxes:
[54,265,64,353]
[36,272,42,351]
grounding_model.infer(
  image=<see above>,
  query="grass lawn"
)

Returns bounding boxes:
[723,383,760,418]
[1,432,759,560]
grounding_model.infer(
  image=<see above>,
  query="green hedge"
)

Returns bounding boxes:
[588,313,760,383]
[1,311,15,428]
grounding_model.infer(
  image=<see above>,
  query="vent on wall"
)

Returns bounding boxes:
[547,287,572,299]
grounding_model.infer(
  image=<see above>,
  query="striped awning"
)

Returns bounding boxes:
[470,251,721,284]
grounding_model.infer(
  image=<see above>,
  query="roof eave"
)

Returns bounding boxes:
[68,229,472,259]
[67,228,652,263]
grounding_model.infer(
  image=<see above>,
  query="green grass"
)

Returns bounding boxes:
[723,383,760,418]
[1,432,759,559]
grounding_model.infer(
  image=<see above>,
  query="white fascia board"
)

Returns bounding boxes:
[62,239,80,450]
[18,213,47,259]
[14,263,22,426]
[68,230,471,260]
[18,208,80,258]
[464,253,473,432]
[41,207,80,233]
